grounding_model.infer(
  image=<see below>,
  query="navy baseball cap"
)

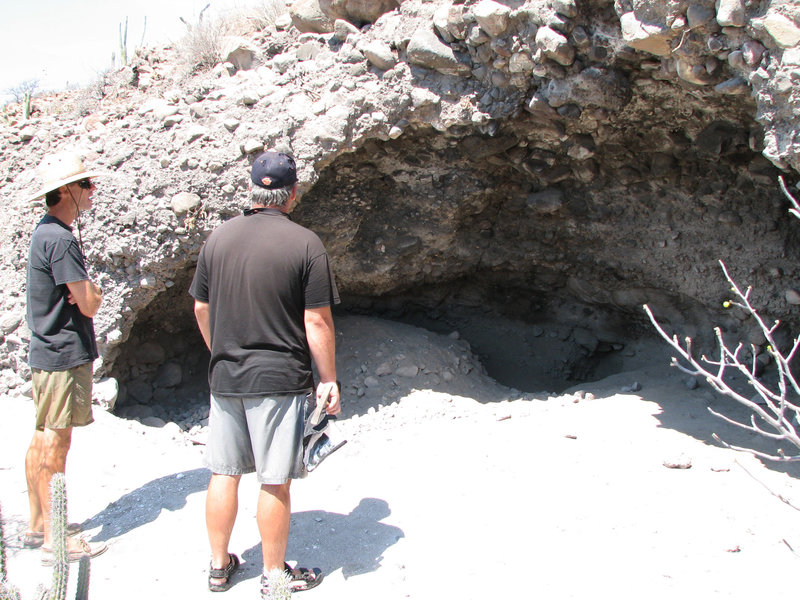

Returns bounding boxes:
[251,151,297,189]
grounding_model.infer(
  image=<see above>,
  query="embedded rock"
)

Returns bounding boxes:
[472,0,511,38]
[319,0,399,25]
[619,12,672,57]
[290,0,335,33]
[760,10,800,48]
[407,27,471,76]
[715,0,746,28]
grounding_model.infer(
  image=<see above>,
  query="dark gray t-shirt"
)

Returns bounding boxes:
[189,209,339,396]
[26,215,98,371]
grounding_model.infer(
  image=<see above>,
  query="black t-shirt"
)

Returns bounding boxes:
[26,215,98,371]
[189,209,340,396]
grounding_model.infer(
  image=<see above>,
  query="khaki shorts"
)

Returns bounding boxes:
[32,363,94,431]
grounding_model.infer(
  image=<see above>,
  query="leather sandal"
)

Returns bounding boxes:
[259,563,323,593]
[208,553,240,592]
[22,522,82,549]
[41,537,107,565]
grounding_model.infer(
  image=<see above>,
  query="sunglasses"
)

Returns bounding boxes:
[77,179,93,190]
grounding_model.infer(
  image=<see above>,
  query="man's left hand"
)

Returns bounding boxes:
[317,381,341,416]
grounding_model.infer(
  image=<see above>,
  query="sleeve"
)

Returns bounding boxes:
[50,238,90,286]
[304,249,340,309]
[189,245,209,302]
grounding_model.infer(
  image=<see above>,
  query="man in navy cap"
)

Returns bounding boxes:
[190,151,340,595]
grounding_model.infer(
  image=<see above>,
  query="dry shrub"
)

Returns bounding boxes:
[240,0,289,31]
[179,19,226,71]
[216,0,289,37]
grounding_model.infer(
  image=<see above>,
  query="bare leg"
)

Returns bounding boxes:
[257,481,292,573]
[35,428,72,546]
[206,473,241,584]
[25,431,45,533]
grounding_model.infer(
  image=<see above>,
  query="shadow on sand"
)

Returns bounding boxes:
[82,467,210,542]
[235,498,403,583]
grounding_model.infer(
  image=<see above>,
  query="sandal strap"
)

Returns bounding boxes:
[209,553,237,578]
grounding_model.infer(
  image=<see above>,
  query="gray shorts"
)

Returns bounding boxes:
[205,393,306,484]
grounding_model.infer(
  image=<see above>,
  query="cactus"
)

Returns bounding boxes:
[119,17,129,66]
[22,92,31,121]
[48,474,68,600]
[0,475,90,600]
[0,504,20,600]
[0,503,8,582]
[74,557,89,600]
[260,569,293,600]
[0,583,22,600]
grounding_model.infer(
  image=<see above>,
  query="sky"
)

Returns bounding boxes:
[0,0,261,103]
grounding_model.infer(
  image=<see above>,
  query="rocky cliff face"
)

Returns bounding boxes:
[1,0,799,401]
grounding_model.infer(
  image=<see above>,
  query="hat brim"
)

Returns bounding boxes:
[28,169,107,202]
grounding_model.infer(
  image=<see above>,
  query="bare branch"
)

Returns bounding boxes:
[644,300,800,461]
[779,175,800,219]
[712,434,800,462]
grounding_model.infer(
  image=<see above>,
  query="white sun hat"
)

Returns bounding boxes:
[28,151,106,202]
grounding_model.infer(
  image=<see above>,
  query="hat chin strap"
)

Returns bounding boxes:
[65,186,85,255]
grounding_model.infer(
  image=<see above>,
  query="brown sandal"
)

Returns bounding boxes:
[22,522,82,548]
[208,553,240,592]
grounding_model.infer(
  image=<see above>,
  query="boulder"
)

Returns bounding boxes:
[434,3,468,42]
[535,26,575,66]
[715,0,745,28]
[407,27,471,76]
[154,361,183,388]
[290,0,335,33]
[171,192,202,216]
[220,36,256,71]
[472,0,511,38]
[93,377,119,412]
[362,40,397,71]
[620,12,672,57]
[333,18,360,41]
[319,0,399,25]
[760,10,800,48]
[686,4,715,29]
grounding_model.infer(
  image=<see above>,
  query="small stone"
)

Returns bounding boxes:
[243,139,265,154]
[663,455,692,469]
[171,192,201,216]
[362,40,397,71]
[741,40,765,67]
[687,4,715,29]
[0,312,22,335]
[473,0,511,37]
[785,289,800,305]
[93,377,119,411]
[154,361,183,388]
[333,19,360,41]
[714,77,748,95]
[761,11,800,48]
[395,365,419,378]
[375,362,393,376]
[141,416,167,428]
[716,0,745,28]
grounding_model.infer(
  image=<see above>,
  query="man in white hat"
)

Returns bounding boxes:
[23,151,107,563]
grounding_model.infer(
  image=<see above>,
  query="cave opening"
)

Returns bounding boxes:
[109,265,668,429]
[108,105,793,423]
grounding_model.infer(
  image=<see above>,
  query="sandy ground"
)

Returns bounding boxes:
[2,315,800,600]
